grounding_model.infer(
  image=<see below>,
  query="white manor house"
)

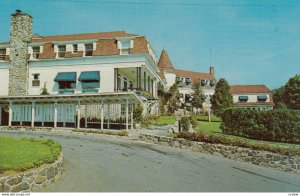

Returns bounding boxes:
[0,10,165,130]
[0,10,274,130]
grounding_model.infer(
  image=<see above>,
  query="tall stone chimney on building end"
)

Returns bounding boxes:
[9,10,32,96]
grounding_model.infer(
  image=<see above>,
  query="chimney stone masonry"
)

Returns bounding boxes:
[9,10,32,96]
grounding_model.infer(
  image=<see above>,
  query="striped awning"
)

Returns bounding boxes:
[54,72,76,82]
[79,71,100,82]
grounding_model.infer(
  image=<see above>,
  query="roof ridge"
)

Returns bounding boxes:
[174,68,211,75]
[35,31,137,38]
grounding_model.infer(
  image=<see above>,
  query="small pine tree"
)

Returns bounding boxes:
[191,79,205,111]
[211,78,233,117]
[133,104,144,123]
[41,82,49,95]
[284,74,300,110]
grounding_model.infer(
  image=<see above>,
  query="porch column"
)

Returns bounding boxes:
[126,98,129,131]
[101,99,104,130]
[85,105,88,128]
[77,100,81,129]
[63,105,66,127]
[54,102,57,128]
[8,101,12,127]
[31,102,35,127]
[41,106,44,127]
[130,103,134,130]
[107,103,110,129]
[0,105,2,126]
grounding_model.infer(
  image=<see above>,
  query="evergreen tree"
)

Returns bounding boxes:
[284,74,300,110]
[191,79,205,110]
[166,83,180,114]
[211,78,233,117]
[272,86,287,109]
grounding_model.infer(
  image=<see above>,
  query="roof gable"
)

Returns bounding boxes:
[230,85,271,94]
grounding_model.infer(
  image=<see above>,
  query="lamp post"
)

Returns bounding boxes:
[206,97,211,123]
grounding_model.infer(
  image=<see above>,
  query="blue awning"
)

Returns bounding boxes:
[185,94,191,98]
[79,71,100,82]
[257,95,268,101]
[54,72,77,82]
[177,93,183,98]
[185,78,191,83]
[239,96,248,101]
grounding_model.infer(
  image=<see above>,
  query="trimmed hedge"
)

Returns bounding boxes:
[72,129,128,136]
[181,117,190,132]
[221,109,300,144]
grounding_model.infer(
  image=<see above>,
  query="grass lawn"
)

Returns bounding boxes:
[193,115,222,133]
[0,137,61,173]
[153,115,176,126]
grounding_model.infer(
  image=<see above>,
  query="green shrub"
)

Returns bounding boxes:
[190,115,198,129]
[181,117,190,132]
[177,132,300,156]
[140,115,159,127]
[221,109,300,144]
[133,104,144,123]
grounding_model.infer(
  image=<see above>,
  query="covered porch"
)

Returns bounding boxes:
[0,92,142,130]
[114,66,159,98]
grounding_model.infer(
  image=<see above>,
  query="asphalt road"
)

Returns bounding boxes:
[1,131,300,192]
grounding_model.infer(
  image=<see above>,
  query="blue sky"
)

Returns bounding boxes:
[1,0,300,89]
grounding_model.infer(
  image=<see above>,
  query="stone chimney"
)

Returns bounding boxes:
[209,66,214,75]
[9,10,32,96]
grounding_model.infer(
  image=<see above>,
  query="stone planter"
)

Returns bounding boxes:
[0,153,63,192]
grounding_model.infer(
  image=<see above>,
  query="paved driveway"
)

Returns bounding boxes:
[0,131,299,192]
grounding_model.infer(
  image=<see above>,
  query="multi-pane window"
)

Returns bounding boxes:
[0,49,6,60]
[85,44,93,56]
[58,45,66,58]
[58,82,76,89]
[32,74,40,87]
[32,47,40,59]
[120,41,130,55]
[73,44,78,53]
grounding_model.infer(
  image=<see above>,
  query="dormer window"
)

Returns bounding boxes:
[118,39,133,55]
[185,78,191,85]
[85,44,93,56]
[201,80,206,86]
[0,49,6,60]
[239,96,248,102]
[32,46,40,59]
[58,45,66,58]
[257,95,268,102]
[73,44,78,53]
[176,76,182,84]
